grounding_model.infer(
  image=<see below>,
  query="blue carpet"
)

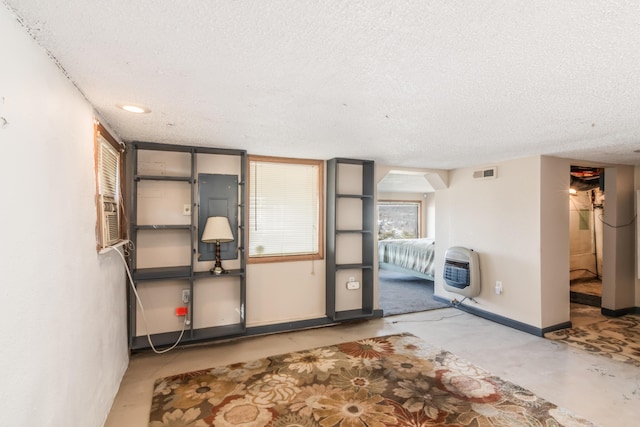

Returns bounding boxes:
[378,269,449,316]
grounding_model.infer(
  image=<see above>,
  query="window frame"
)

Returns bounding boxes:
[377,199,422,240]
[94,121,125,251]
[247,155,324,264]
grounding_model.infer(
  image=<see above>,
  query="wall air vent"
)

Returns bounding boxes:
[473,166,497,180]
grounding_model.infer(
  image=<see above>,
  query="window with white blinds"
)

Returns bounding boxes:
[98,138,119,197]
[94,122,123,249]
[248,156,324,262]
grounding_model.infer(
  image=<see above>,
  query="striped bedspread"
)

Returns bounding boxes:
[378,238,436,277]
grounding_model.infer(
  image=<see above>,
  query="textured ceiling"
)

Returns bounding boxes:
[5,0,640,170]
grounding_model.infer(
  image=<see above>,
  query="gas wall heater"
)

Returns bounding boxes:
[443,246,480,298]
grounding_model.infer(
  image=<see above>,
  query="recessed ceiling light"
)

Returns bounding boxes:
[116,104,151,114]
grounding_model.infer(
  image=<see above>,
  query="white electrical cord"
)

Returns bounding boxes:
[103,241,188,354]
[391,313,464,324]
[98,239,129,255]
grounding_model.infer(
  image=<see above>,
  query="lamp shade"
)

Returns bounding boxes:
[201,216,234,243]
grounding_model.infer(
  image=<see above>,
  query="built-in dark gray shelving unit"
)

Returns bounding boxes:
[127,141,247,351]
[326,158,375,321]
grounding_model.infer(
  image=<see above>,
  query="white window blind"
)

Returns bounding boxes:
[249,159,321,259]
[98,135,119,197]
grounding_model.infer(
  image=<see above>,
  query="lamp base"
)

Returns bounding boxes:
[210,265,228,275]
[210,242,228,275]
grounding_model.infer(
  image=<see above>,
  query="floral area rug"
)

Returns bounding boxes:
[149,333,597,426]
[545,314,640,368]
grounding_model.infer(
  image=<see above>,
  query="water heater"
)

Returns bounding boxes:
[443,246,480,298]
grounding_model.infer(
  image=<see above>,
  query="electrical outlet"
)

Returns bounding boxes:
[346,281,360,290]
[183,204,191,216]
[182,289,191,304]
[495,281,503,295]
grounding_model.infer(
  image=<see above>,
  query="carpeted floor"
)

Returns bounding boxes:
[545,313,640,368]
[378,269,449,316]
[148,333,597,426]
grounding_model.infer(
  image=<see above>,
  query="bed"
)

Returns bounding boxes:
[378,238,436,280]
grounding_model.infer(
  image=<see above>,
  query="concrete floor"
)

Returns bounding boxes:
[105,306,640,427]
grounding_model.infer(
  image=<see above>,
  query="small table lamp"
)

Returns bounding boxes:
[201,216,234,274]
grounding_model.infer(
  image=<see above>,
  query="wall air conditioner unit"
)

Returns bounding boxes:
[473,166,497,180]
[99,195,120,246]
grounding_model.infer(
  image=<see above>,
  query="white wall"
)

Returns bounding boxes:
[435,156,547,327]
[0,6,128,427]
[248,261,326,325]
[425,192,436,239]
[539,156,571,328]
